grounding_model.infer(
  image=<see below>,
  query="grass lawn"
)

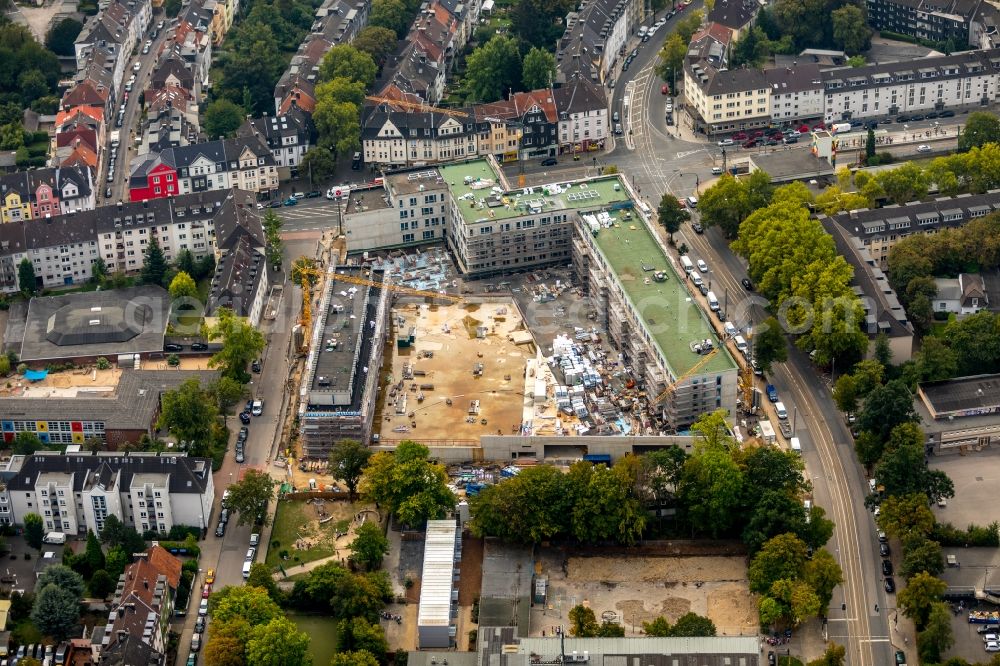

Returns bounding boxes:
[266,499,358,572]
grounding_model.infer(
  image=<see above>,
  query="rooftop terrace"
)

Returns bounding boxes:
[588,214,737,378]
[439,160,631,226]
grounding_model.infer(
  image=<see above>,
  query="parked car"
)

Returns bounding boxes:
[202,583,212,598]
[917,144,932,153]
[268,200,282,208]
[741,277,754,290]
[880,543,890,557]
[251,359,262,373]
[910,114,925,121]
[236,449,245,463]
[206,568,215,584]
[940,110,955,117]
[239,411,251,424]
[540,157,558,166]
[215,521,226,537]
[884,577,896,593]
[742,139,757,149]
[661,84,669,94]
[284,197,298,206]
[691,222,704,234]
[164,343,183,352]
[195,616,205,633]
[306,190,322,198]
[238,427,249,442]
[717,139,734,147]
[191,342,208,351]
[881,559,893,576]
[895,650,906,664]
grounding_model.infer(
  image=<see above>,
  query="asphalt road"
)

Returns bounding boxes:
[599,18,899,666]
[101,20,175,204]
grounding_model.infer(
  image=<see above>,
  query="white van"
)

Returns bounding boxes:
[686,196,698,208]
[790,436,801,453]
[734,335,748,356]
[680,256,694,274]
[42,532,66,545]
[706,291,719,311]
[775,401,788,419]
[638,25,649,37]
[696,259,708,273]
[251,400,263,416]
[242,560,252,579]
[724,321,737,337]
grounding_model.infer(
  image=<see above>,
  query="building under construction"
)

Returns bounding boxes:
[298,265,391,457]
[571,206,739,430]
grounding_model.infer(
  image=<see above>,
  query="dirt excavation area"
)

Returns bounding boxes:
[531,551,759,637]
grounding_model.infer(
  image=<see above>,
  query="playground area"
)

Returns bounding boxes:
[374,300,534,443]
[266,497,381,573]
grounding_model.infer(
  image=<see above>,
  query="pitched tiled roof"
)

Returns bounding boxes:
[145,546,182,589]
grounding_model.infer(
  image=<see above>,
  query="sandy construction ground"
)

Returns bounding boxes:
[531,551,759,637]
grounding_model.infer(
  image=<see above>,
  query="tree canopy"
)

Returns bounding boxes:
[360,441,455,526]
[204,99,246,140]
[464,35,522,103]
[329,439,372,499]
[206,307,266,384]
[225,469,275,527]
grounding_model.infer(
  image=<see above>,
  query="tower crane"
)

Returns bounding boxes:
[292,258,324,350]
[652,347,721,404]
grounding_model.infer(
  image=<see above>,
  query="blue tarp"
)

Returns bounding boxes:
[23,369,48,381]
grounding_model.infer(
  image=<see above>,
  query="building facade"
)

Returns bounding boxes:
[0,450,214,535]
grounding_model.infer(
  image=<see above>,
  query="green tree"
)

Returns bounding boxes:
[803,549,843,612]
[245,617,311,666]
[45,18,83,56]
[900,537,944,580]
[657,192,689,242]
[319,45,377,88]
[914,336,958,383]
[865,127,876,161]
[958,111,1000,152]
[807,643,846,666]
[877,493,935,540]
[769,577,821,625]
[898,571,947,628]
[210,584,282,626]
[337,616,388,661]
[206,307,266,384]
[100,515,147,556]
[1,123,25,152]
[470,464,571,543]
[331,651,380,666]
[158,378,217,453]
[565,460,645,545]
[569,605,600,636]
[329,439,372,500]
[655,33,687,84]
[858,379,917,442]
[352,26,398,64]
[832,374,858,414]
[753,317,787,372]
[730,26,769,67]
[642,616,673,636]
[18,258,37,296]
[31,584,80,640]
[741,488,809,555]
[88,569,114,599]
[360,441,455,526]
[368,0,409,38]
[831,5,871,54]
[918,601,954,663]
[204,99,246,139]
[209,376,245,412]
[465,34,522,103]
[225,469,274,527]
[169,270,199,301]
[262,210,283,268]
[509,0,576,47]
[670,612,717,637]
[521,47,556,90]
[698,172,771,239]
[349,522,390,571]
[246,562,283,603]
[313,97,361,157]
[748,533,810,594]
[215,23,286,115]
[140,236,168,287]
[38,566,85,599]
[943,310,1000,376]
[300,147,338,186]
[84,529,105,572]
[105,545,128,581]
[13,432,43,456]
[678,442,744,538]
[294,562,391,620]
[24,513,44,549]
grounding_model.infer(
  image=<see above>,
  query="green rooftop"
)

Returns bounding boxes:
[438,160,632,226]
[588,213,737,378]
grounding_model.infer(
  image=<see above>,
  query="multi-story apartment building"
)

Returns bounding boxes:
[361,109,480,168]
[555,0,642,83]
[237,107,316,177]
[128,137,278,202]
[684,61,772,135]
[0,188,261,291]
[572,207,739,428]
[821,191,1000,265]
[821,48,1000,122]
[866,0,980,45]
[0,450,214,535]
[554,74,609,154]
[766,64,825,123]
[706,0,760,40]
[0,167,95,223]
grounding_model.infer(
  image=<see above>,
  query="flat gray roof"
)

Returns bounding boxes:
[19,286,170,362]
[750,151,835,182]
[919,374,1000,418]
